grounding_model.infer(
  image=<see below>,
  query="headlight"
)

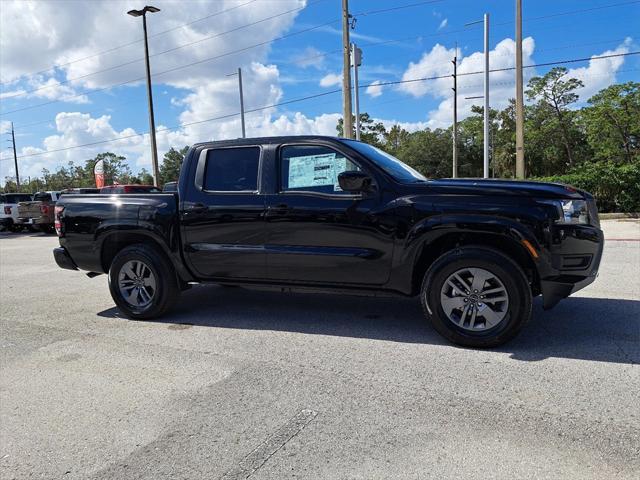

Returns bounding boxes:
[541,199,590,225]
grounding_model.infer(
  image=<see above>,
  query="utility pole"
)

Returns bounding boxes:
[515,0,525,178]
[452,52,458,178]
[10,122,20,188]
[127,6,161,187]
[351,43,362,141]
[483,13,490,179]
[341,0,353,139]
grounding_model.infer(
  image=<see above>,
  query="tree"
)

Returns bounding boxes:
[383,125,411,156]
[336,113,386,148]
[159,146,189,185]
[526,67,585,167]
[581,81,639,163]
[396,128,452,178]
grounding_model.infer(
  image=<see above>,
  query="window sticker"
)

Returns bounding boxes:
[288,153,338,188]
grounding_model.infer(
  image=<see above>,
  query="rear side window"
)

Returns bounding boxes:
[3,194,32,203]
[203,147,260,192]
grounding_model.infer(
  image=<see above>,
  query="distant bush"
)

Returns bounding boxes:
[534,160,640,213]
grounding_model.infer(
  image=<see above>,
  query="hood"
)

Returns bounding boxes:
[402,178,589,199]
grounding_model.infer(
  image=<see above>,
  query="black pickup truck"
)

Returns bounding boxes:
[53,136,603,347]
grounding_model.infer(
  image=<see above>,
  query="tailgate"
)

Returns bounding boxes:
[18,202,45,218]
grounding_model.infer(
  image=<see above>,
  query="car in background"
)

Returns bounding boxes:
[17,191,62,233]
[162,181,177,193]
[0,193,33,231]
[100,185,162,194]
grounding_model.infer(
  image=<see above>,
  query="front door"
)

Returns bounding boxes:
[182,145,266,280]
[265,143,394,285]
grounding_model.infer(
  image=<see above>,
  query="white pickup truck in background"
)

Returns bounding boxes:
[0,193,33,232]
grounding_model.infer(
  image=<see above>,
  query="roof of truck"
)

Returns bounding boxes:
[192,135,348,148]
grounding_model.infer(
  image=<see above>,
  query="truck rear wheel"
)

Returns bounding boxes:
[108,244,179,320]
[420,246,532,348]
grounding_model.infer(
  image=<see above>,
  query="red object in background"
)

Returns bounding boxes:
[94,159,105,188]
[40,205,49,215]
[99,185,162,194]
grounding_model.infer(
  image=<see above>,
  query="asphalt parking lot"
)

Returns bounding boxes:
[1,220,639,479]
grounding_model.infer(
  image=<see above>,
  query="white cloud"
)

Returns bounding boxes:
[438,18,448,30]
[319,73,342,88]
[0,0,307,103]
[0,121,11,134]
[399,37,537,128]
[566,38,632,103]
[291,46,326,69]
[366,80,383,98]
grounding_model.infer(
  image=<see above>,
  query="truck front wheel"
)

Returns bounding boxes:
[108,244,179,320]
[421,247,532,348]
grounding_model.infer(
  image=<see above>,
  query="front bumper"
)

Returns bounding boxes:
[0,217,12,227]
[539,225,604,309]
[53,247,78,271]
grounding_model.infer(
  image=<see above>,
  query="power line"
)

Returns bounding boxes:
[4,0,636,117]
[0,17,341,116]
[0,0,260,86]
[2,51,638,162]
[1,1,326,99]
[352,0,444,17]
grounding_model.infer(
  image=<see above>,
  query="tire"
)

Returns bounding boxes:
[420,246,532,348]
[108,243,180,320]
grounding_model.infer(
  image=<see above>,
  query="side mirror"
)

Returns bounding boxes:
[338,170,372,193]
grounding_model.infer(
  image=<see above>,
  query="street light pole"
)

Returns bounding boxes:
[515,0,525,178]
[351,43,362,141]
[128,6,161,187]
[238,67,246,138]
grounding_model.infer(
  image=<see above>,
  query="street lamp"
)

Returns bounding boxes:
[226,68,246,138]
[127,5,161,186]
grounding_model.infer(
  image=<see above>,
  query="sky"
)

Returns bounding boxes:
[0,0,638,185]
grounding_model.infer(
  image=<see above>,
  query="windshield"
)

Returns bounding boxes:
[344,140,427,182]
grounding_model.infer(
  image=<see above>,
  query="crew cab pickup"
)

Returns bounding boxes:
[53,136,604,347]
[0,193,33,231]
[18,191,62,233]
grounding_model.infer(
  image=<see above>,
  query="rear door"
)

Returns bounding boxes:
[264,143,394,285]
[181,145,267,280]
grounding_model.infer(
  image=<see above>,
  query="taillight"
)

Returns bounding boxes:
[54,205,65,237]
[40,204,49,215]
[3,206,11,215]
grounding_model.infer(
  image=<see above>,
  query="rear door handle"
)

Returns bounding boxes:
[268,203,290,214]
[186,203,207,214]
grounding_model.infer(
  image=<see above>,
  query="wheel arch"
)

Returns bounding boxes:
[409,230,540,297]
[99,230,193,284]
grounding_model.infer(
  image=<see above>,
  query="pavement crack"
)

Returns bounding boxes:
[219,409,318,480]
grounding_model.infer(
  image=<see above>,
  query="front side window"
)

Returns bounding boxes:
[204,147,260,192]
[280,145,362,195]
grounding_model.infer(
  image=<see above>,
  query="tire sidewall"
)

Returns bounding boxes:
[422,247,532,348]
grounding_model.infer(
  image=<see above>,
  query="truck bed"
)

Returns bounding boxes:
[57,193,180,274]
